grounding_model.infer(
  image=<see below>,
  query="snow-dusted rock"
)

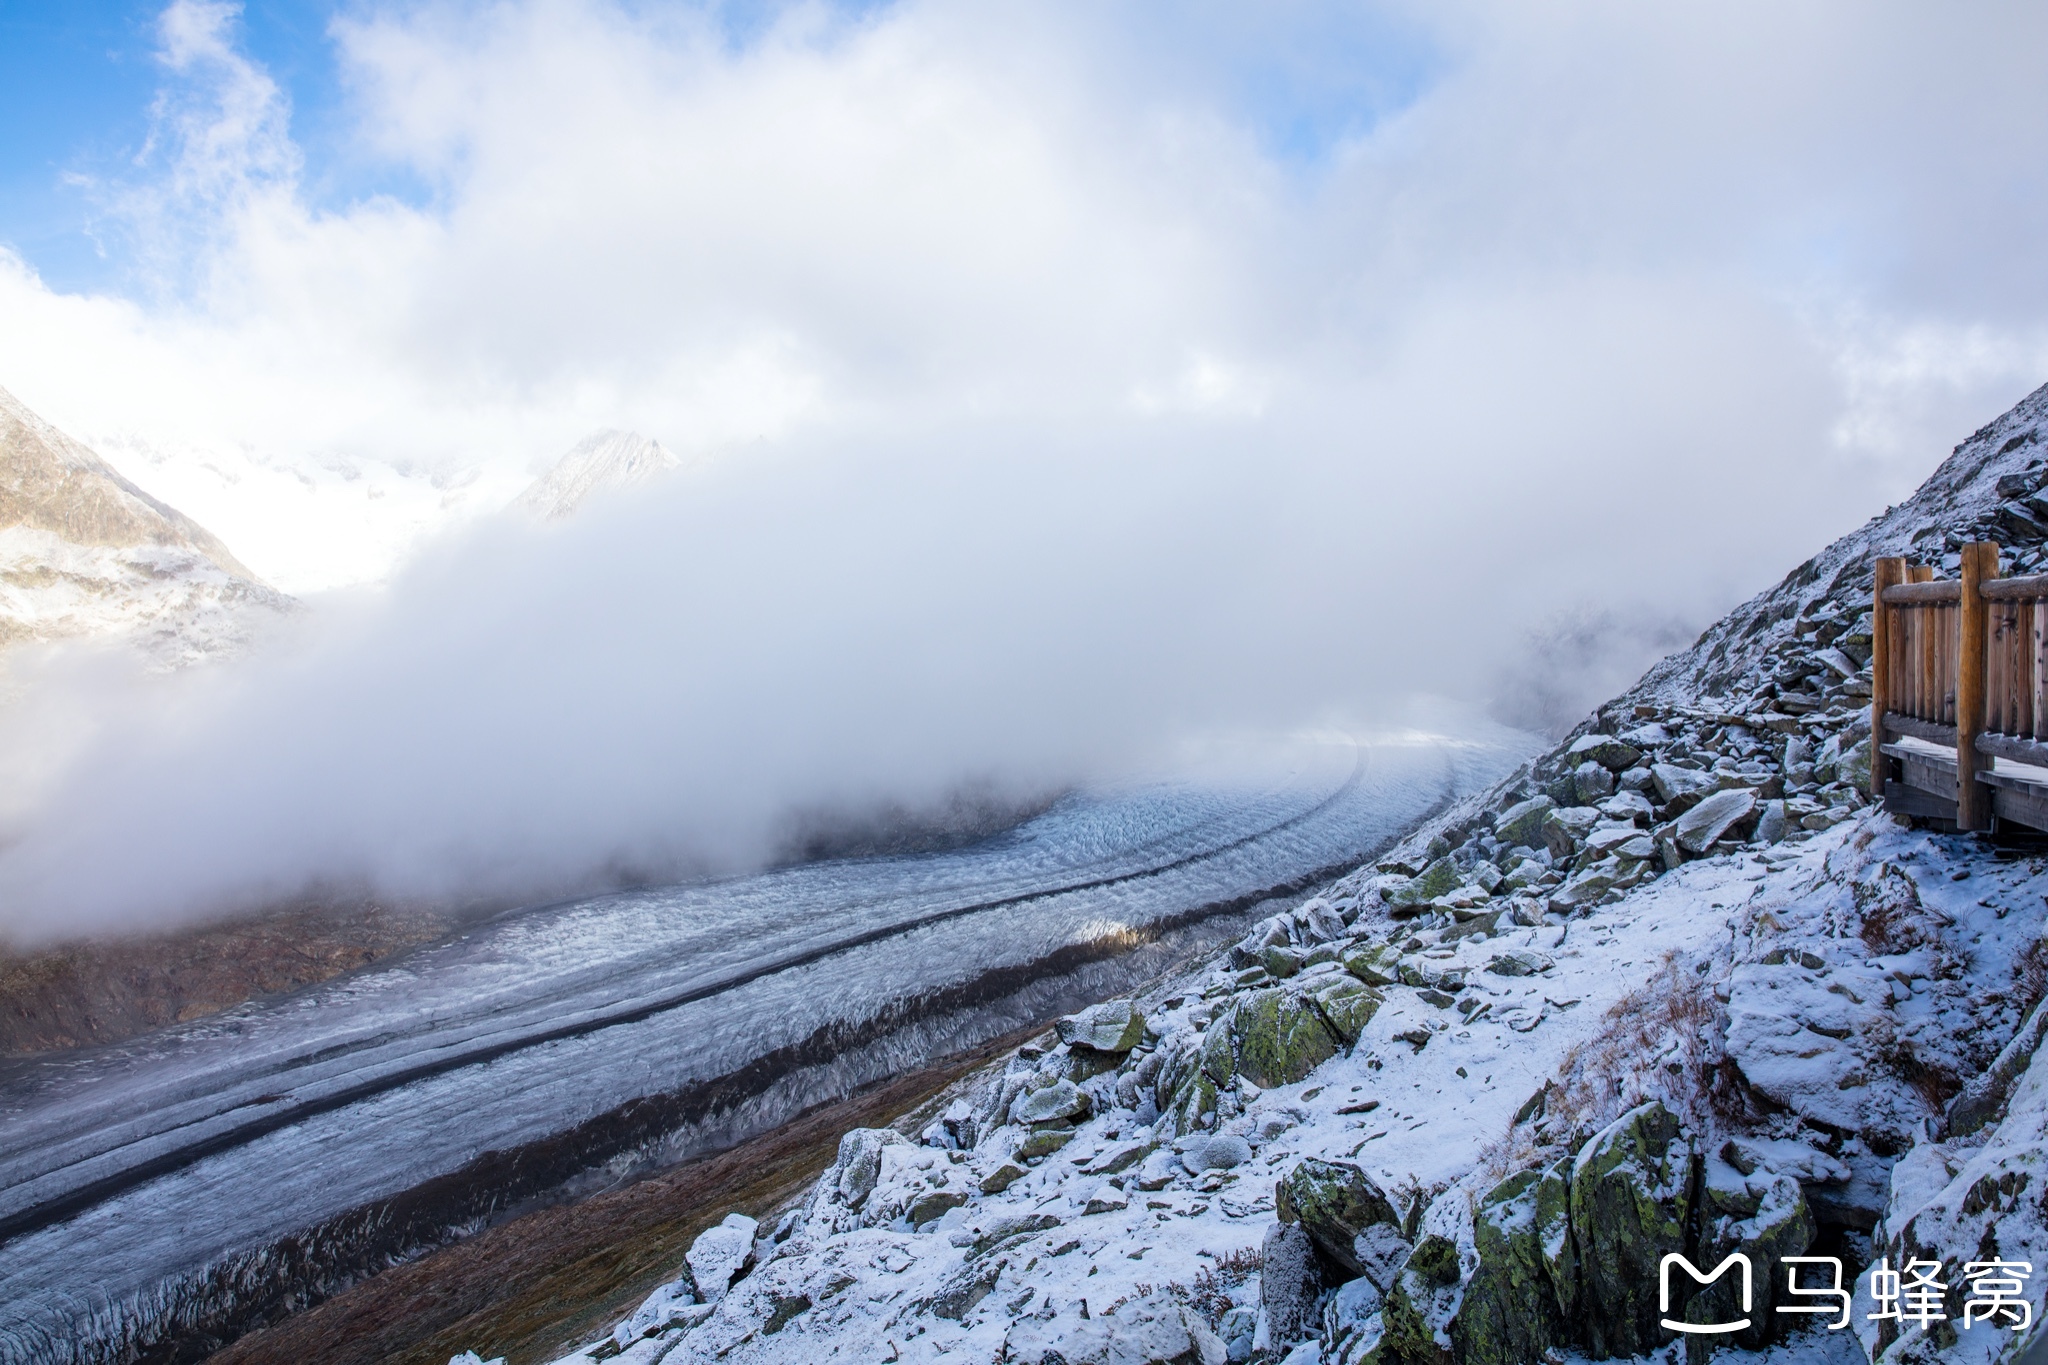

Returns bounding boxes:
[686,1213,759,1303]
[1261,1221,1323,1349]
[1057,999,1148,1054]
[1003,1294,1226,1365]
[1674,786,1757,852]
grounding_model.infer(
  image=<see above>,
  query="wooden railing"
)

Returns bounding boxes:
[1873,541,2048,831]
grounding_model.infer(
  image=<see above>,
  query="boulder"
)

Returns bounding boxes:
[1204,987,1341,1090]
[1574,760,1616,803]
[1674,787,1758,853]
[1547,862,1620,912]
[1056,1000,1147,1053]
[1343,942,1403,987]
[1004,1296,1228,1365]
[1322,1277,1386,1365]
[1275,1158,1401,1277]
[1306,975,1384,1045]
[1569,1101,1695,1358]
[1569,734,1644,772]
[1681,1156,1814,1349]
[1485,949,1550,978]
[1386,857,1462,906]
[1450,1168,1568,1365]
[1261,1221,1324,1348]
[1012,1079,1093,1126]
[1597,789,1654,823]
[1493,795,1556,847]
[1651,763,1715,808]
[831,1128,908,1210]
[1540,806,1601,859]
[1183,1133,1253,1172]
[686,1213,759,1304]
[1533,1154,1577,1321]
[1373,1235,1465,1365]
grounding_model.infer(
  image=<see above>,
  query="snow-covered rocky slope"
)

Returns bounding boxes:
[518,430,686,521]
[462,383,2048,1365]
[0,385,289,667]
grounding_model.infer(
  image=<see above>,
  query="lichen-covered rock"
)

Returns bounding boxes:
[1276,1158,1400,1277]
[1202,987,1340,1090]
[1344,941,1403,986]
[1262,1220,1323,1348]
[1307,975,1384,1045]
[1056,999,1147,1053]
[1387,857,1462,906]
[1682,1156,1814,1350]
[1493,795,1556,848]
[1372,1234,1463,1364]
[1533,1154,1577,1322]
[1450,1168,1568,1365]
[1570,1101,1695,1358]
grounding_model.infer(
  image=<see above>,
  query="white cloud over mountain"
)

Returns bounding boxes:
[1,0,2046,935]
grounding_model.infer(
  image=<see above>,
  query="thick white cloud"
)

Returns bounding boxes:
[1,0,2046,937]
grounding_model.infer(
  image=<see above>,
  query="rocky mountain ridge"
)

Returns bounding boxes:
[448,385,2048,1365]
[518,430,685,522]
[0,385,290,666]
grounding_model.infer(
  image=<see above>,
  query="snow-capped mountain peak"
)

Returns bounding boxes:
[516,430,684,521]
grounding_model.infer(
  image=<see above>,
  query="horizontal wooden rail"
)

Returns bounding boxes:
[1981,573,2048,601]
[1977,731,2048,769]
[1882,580,1962,604]
[1884,712,1957,746]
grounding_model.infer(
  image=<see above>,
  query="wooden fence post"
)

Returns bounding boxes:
[1871,557,1906,799]
[1957,541,2001,830]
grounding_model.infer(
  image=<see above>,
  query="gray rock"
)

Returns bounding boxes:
[1674,787,1758,853]
[1322,1276,1386,1364]
[1682,1156,1814,1349]
[1568,734,1643,771]
[1650,762,1715,807]
[1485,949,1551,977]
[1011,1079,1092,1125]
[1596,788,1654,823]
[1056,999,1147,1053]
[1573,759,1615,803]
[1260,1221,1323,1347]
[1493,795,1556,847]
[1183,1133,1253,1171]
[1539,806,1600,859]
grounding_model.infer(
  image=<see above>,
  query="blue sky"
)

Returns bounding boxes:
[0,2,352,289]
[0,0,1436,295]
